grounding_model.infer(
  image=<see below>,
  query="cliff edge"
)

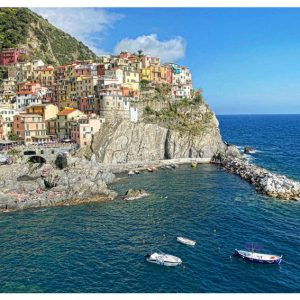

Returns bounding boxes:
[78,96,229,164]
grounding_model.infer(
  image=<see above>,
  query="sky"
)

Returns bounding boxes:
[32,7,300,114]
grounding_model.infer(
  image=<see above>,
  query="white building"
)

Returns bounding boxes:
[16,92,42,111]
[105,68,124,85]
[172,84,192,100]
[0,108,17,139]
[130,107,138,123]
[172,66,192,85]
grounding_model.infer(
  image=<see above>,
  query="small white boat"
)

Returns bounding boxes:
[128,170,134,176]
[177,236,196,246]
[134,170,140,174]
[145,251,182,267]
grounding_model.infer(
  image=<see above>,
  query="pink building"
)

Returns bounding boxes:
[162,64,173,84]
[13,113,47,144]
[18,81,41,93]
[69,115,104,147]
[0,48,28,65]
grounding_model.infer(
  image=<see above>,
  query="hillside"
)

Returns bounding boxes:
[0,8,97,65]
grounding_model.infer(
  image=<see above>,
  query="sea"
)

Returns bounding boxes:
[0,114,300,293]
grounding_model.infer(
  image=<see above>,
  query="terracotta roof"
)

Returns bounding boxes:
[58,108,77,116]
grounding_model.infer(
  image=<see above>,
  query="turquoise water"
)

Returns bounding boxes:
[1,115,300,292]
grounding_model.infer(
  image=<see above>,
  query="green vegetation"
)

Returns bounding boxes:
[0,8,97,65]
[0,66,7,83]
[140,80,151,90]
[143,92,214,135]
[7,132,20,141]
[0,8,31,48]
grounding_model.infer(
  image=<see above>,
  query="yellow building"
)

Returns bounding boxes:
[122,67,140,91]
[140,66,169,83]
[35,66,55,87]
[26,104,59,121]
[140,68,151,81]
[57,78,68,109]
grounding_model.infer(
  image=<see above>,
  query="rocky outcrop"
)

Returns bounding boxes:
[217,155,300,200]
[0,156,117,212]
[79,108,227,164]
[123,188,149,201]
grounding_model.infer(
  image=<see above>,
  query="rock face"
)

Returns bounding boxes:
[216,155,300,200]
[0,156,117,212]
[79,114,226,164]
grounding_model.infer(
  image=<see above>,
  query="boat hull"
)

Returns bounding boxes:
[145,253,182,267]
[177,237,196,246]
[233,249,282,265]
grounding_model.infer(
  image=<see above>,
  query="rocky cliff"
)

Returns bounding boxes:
[79,98,228,164]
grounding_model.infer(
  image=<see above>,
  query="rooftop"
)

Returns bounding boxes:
[57,108,77,116]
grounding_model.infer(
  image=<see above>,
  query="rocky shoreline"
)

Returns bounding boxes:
[2,143,300,213]
[0,155,117,213]
[213,153,300,201]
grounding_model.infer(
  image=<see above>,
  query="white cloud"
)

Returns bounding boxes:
[31,8,123,55]
[114,34,186,62]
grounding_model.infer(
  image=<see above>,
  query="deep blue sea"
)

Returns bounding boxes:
[1,115,300,293]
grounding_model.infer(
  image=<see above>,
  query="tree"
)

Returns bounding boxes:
[7,131,20,141]
[137,49,143,57]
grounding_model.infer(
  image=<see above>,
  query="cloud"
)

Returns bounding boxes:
[114,34,186,62]
[31,8,123,55]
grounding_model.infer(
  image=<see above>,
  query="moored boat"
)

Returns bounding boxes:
[128,170,134,176]
[145,251,182,267]
[177,236,196,246]
[233,249,282,264]
[191,163,197,168]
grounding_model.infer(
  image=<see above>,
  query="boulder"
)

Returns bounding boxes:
[55,153,68,169]
[244,146,254,154]
[123,188,149,201]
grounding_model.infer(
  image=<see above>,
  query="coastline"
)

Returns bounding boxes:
[2,147,300,214]
[100,157,211,174]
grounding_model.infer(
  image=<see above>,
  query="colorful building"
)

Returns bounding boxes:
[45,117,57,137]
[172,84,192,100]
[26,104,59,121]
[35,66,55,87]
[56,107,85,140]
[13,113,47,144]
[0,108,17,139]
[140,55,160,68]
[0,48,29,65]
[16,91,42,111]
[69,115,104,147]
[122,66,140,91]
